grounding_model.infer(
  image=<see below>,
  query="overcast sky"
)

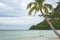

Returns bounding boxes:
[0,0,58,30]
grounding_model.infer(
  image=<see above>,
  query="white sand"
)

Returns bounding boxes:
[33,37,60,40]
[19,37,60,40]
[47,38,60,40]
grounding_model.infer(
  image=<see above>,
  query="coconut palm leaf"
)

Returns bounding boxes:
[44,4,53,10]
[35,0,45,3]
[26,2,36,9]
[43,6,48,14]
[28,6,36,15]
[45,7,48,14]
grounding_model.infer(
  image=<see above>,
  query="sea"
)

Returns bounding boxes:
[0,30,60,40]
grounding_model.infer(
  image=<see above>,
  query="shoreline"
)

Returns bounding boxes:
[19,37,60,40]
[20,37,60,40]
[46,37,60,40]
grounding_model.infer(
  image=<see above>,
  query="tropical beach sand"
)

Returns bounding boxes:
[36,37,60,40]
[47,38,60,40]
[36,38,60,40]
[20,37,60,40]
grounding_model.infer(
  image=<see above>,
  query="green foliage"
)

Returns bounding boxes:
[44,4,53,10]
[47,1,60,18]
[29,19,60,30]
[28,6,36,15]
[35,0,45,3]
[49,11,60,18]
[26,2,36,9]
[27,0,60,30]
[26,0,53,16]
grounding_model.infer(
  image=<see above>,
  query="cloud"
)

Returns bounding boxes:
[0,16,44,29]
[0,0,58,17]
[0,2,6,7]
[0,2,13,12]
[0,16,44,25]
[0,0,58,29]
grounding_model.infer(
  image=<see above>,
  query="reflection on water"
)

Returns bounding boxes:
[0,30,60,40]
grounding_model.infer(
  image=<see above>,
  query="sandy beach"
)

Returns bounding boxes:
[47,38,60,40]
[29,37,60,40]
[20,37,60,40]
[36,37,60,40]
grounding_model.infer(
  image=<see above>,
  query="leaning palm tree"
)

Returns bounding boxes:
[26,0,60,37]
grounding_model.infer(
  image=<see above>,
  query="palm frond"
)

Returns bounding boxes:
[26,2,36,9]
[28,6,36,15]
[44,4,53,10]
[35,0,45,3]
[45,7,48,14]
[43,6,48,13]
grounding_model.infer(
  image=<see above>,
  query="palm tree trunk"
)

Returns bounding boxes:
[45,17,60,38]
[40,10,60,38]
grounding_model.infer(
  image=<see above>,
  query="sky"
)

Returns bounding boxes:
[0,0,58,30]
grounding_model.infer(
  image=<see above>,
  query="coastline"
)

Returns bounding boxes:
[20,37,60,40]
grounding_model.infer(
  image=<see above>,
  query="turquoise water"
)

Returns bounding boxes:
[0,30,60,40]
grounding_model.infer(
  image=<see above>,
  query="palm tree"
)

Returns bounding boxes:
[26,0,60,37]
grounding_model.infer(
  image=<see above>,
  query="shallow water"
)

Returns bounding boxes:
[0,30,60,40]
